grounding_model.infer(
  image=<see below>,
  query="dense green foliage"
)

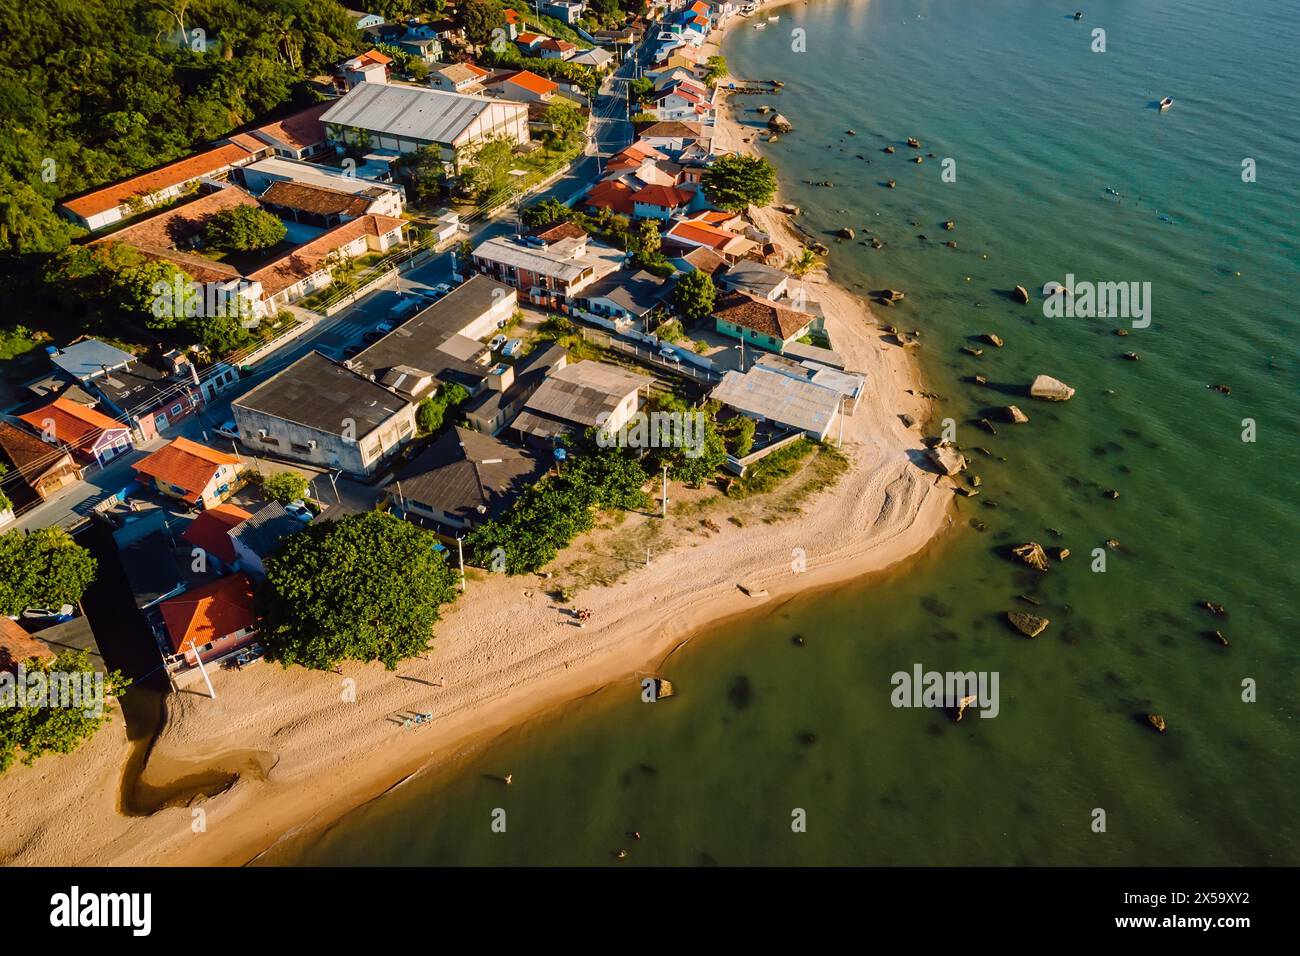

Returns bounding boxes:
[203,205,287,252]
[415,381,469,434]
[672,268,717,321]
[704,55,728,86]
[642,394,727,488]
[462,0,503,49]
[0,650,128,774]
[0,527,97,616]
[260,511,459,670]
[0,0,360,258]
[701,154,778,212]
[392,144,447,207]
[481,43,600,97]
[542,98,586,148]
[261,470,309,504]
[720,414,756,458]
[466,438,649,574]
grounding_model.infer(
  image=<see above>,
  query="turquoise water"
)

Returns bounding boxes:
[269,0,1300,866]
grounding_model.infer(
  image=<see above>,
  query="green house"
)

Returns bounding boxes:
[712,293,816,354]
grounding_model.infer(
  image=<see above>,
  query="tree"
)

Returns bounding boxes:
[0,649,128,774]
[521,198,572,229]
[542,97,585,147]
[458,137,515,206]
[673,268,716,322]
[110,256,193,329]
[721,414,756,458]
[0,528,97,616]
[786,246,822,277]
[416,382,469,434]
[701,153,777,212]
[261,470,309,504]
[204,205,287,252]
[643,395,727,487]
[629,77,654,107]
[634,219,661,258]
[704,55,728,86]
[260,512,459,670]
[191,312,255,358]
[394,144,446,207]
[462,0,504,49]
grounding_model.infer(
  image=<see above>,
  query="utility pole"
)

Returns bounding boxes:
[328,469,341,505]
[191,643,216,699]
[457,536,466,592]
[661,464,669,518]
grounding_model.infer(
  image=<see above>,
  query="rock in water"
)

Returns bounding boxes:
[1002,405,1029,423]
[1012,285,1031,304]
[767,113,793,133]
[982,333,1004,347]
[1029,374,1076,401]
[838,226,856,239]
[1012,541,1050,572]
[906,136,922,148]
[927,445,967,476]
[1052,547,1070,561]
[1007,611,1050,637]
[1147,713,1167,733]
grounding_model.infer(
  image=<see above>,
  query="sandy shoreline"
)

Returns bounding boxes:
[0,4,956,867]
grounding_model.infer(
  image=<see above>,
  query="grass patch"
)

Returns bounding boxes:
[726,438,817,498]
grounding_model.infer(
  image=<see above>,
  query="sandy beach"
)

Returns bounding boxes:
[0,4,955,868]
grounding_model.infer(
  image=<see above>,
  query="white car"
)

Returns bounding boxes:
[488,334,508,351]
[284,500,315,523]
[658,346,681,362]
[214,420,240,440]
[501,338,524,358]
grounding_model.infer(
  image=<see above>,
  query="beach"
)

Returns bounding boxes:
[0,8,954,867]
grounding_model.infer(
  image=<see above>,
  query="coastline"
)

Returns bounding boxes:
[0,4,955,868]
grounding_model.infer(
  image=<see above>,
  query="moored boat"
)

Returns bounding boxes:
[1159,96,1174,110]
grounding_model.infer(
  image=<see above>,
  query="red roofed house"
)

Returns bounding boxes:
[246,214,407,308]
[18,397,134,467]
[583,179,636,216]
[340,48,392,89]
[159,573,259,667]
[243,100,333,160]
[180,502,252,574]
[632,183,692,220]
[58,143,262,233]
[516,31,546,52]
[712,292,818,354]
[663,218,756,261]
[502,8,522,39]
[539,38,577,60]
[495,69,559,104]
[0,421,83,503]
[133,437,242,510]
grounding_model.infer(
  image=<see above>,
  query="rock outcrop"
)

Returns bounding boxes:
[1029,374,1076,401]
[1012,541,1050,571]
[1007,612,1050,638]
[1002,405,1029,424]
[927,445,967,476]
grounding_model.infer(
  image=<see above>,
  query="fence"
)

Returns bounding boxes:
[579,327,723,385]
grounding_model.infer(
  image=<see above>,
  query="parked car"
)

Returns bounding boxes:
[362,323,392,344]
[341,343,365,360]
[20,605,76,624]
[501,338,524,358]
[430,282,453,299]
[214,420,240,440]
[658,346,681,363]
[488,334,508,351]
[284,500,315,523]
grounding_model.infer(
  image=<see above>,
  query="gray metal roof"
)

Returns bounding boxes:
[576,269,668,317]
[233,351,411,439]
[50,340,136,381]
[230,501,303,559]
[710,365,841,438]
[320,83,523,147]
[519,360,650,430]
[390,427,547,524]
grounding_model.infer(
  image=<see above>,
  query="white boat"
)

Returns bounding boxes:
[753,22,766,29]
[1158,96,1174,111]
[768,15,780,21]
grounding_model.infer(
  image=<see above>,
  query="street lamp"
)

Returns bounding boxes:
[508,168,529,238]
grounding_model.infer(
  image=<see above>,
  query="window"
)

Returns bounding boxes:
[170,403,183,416]
[290,442,312,454]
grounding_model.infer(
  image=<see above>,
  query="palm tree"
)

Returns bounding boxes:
[786,246,820,277]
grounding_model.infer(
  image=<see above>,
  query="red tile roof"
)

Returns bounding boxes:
[0,617,54,671]
[89,186,260,254]
[160,573,257,655]
[246,214,405,297]
[250,100,333,152]
[18,398,128,456]
[633,183,690,208]
[517,31,544,43]
[665,218,742,251]
[505,69,558,97]
[61,144,255,219]
[133,437,240,502]
[584,180,636,216]
[713,292,814,340]
[540,38,576,52]
[180,503,252,566]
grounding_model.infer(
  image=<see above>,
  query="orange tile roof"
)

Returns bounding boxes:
[666,218,741,251]
[505,69,558,97]
[713,292,814,340]
[18,398,128,456]
[133,437,240,502]
[246,214,405,297]
[89,186,260,254]
[584,180,636,215]
[517,31,544,43]
[0,617,55,671]
[250,100,333,152]
[634,184,690,208]
[356,49,392,66]
[61,143,255,219]
[180,503,252,565]
[688,209,738,227]
[160,573,257,655]
[504,8,520,23]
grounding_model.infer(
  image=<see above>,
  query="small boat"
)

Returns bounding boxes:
[1074,11,1084,20]
[1159,96,1174,110]
[753,22,765,29]
[768,14,780,21]
[1105,186,1120,197]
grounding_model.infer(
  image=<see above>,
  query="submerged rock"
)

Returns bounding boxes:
[1002,405,1029,423]
[982,333,1004,347]
[1007,611,1050,638]
[1147,713,1167,733]
[1012,541,1050,572]
[1012,285,1031,304]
